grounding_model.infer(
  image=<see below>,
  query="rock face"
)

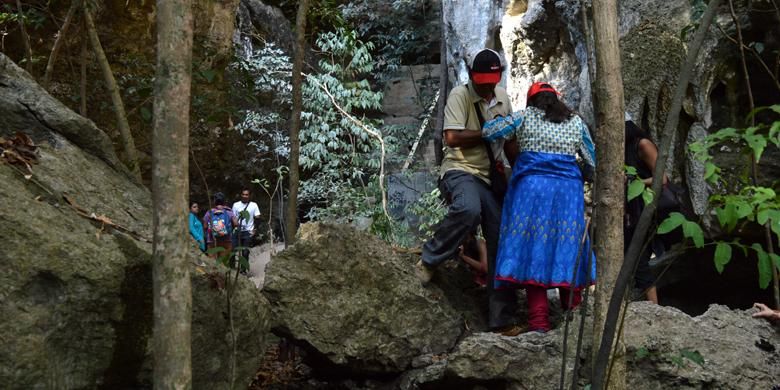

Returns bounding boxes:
[442,0,508,86]
[624,303,780,389]
[403,303,779,389]
[262,223,464,374]
[0,54,270,389]
[445,330,578,389]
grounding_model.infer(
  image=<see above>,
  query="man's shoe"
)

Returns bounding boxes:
[415,260,435,283]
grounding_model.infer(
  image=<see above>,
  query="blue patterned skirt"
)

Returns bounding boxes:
[495,151,596,290]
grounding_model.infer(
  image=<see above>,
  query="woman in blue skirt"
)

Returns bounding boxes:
[483,82,596,333]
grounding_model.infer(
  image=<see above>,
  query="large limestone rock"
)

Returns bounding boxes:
[403,303,778,389]
[0,54,270,389]
[445,330,578,389]
[624,303,779,389]
[262,223,464,374]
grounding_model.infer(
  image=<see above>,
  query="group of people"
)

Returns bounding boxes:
[415,48,665,335]
[188,188,262,271]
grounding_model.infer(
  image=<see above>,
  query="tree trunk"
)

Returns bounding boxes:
[43,0,80,89]
[16,0,33,74]
[151,0,194,387]
[286,0,310,245]
[590,0,626,388]
[591,1,723,388]
[83,4,142,182]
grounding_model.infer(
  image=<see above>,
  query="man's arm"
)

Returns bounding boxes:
[444,129,484,148]
[442,87,484,148]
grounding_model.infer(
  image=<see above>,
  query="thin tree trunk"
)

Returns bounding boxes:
[589,0,626,388]
[83,4,142,181]
[16,0,33,74]
[151,0,194,387]
[286,0,310,245]
[591,1,722,388]
[80,28,88,117]
[43,0,80,89]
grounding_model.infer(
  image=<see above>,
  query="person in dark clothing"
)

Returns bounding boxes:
[624,120,667,304]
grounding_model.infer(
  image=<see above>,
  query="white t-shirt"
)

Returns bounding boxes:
[232,201,261,233]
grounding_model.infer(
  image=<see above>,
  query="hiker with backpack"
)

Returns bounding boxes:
[203,192,238,260]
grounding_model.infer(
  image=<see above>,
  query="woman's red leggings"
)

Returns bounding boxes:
[526,286,582,332]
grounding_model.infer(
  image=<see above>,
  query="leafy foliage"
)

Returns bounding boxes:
[656,106,780,288]
[232,29,415,237]
[407,187,447,241]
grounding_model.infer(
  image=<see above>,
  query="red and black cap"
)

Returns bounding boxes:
[526,81,560,100]
[468,49,503,85]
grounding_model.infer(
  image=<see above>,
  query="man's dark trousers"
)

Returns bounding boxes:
[422,170,517,329]
[233,230,252,272]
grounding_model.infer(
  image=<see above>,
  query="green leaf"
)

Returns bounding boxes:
[704,162,718,180]
[743,129,767,162]
[680,349,705,366]
[625,165,638,176]
[642,187,654,206]
[757,208,771,225]
[734,200,754,220]
[682,221,705,248]
[658,212,686,234]
[627,179,645,201]
[636,347,650,359]
[713,243,732,273]
[709,127,739,141]
[716,203,738,233]
[753,42,765,54]
[753,244,772,289]
[769,104,780,115]
[769,121,780,147]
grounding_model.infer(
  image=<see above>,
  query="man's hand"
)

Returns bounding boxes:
[752,302,780,322]
[444,129,484,148]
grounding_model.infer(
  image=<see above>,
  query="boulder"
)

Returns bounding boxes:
[0,53,271,389]
[445,330,578,389]
[624,302,780,389]
[415,302,779,389]
[262,223,464,374]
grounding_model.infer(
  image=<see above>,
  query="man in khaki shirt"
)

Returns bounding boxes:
[416,48,519,335]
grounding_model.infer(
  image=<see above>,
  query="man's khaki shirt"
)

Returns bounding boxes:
[441,82,512,183]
